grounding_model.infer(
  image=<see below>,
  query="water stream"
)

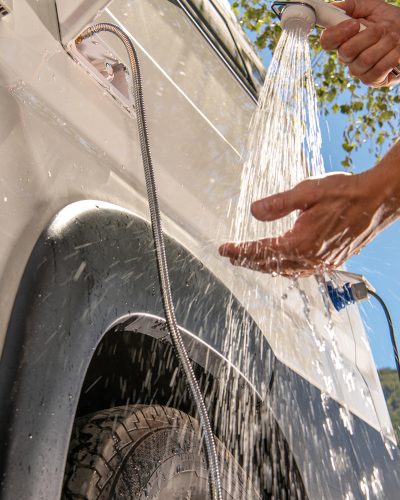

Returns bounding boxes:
[215,26,388,498]
[232,27,324,243]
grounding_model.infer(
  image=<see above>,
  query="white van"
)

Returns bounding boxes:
[0,1,399,498]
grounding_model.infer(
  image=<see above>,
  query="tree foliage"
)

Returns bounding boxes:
[232,0,400,168]
[379,368,400,443]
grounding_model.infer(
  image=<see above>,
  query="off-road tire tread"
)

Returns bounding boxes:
[63,404,258,500]
[63,405,202,499]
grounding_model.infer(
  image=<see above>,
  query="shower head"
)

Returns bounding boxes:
[272,0,362,33]
[272,0,400,76]
[278,2,316,33]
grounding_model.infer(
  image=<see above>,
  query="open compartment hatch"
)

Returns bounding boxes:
[68,33,133,111]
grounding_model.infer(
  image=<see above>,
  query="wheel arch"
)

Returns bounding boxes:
[0,199,272,500]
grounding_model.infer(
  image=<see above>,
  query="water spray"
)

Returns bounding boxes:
[272,0,400,76]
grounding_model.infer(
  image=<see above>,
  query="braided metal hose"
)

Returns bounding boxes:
[76,23,222,500]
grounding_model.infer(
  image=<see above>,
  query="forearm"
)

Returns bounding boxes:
[366,138,400,224]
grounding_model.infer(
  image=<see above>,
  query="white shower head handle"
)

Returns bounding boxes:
[272,0,400,77]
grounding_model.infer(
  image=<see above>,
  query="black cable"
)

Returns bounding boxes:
[367,289,400,383]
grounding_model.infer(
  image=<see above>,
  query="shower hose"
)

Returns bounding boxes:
[76,23,222,500]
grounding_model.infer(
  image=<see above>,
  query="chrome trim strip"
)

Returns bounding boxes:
[174,0,259,103]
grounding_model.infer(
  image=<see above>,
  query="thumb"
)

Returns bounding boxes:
[251,183,314,222]
[332,1,351,13]
[333,0,380,18]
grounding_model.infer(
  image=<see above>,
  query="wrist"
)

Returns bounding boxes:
[365,153,400,220]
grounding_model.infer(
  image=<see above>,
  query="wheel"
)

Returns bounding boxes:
[63,404,260,499]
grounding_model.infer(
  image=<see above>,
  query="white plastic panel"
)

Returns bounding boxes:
[56,0,110,43]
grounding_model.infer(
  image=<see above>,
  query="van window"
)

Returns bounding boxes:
[104,0,264,98]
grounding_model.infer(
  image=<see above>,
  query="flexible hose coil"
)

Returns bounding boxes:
[76,23,222,500]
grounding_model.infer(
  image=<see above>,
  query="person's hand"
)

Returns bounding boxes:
[320,0,400,87]
[219,170,395,277]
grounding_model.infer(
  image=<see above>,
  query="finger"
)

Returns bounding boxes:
[251,183,314,222]
[347,28,395,75]
[338,25,383,64]
[219,239,280,261]
[331,1,350,13]
[359,45,400,86]
[320,19,360,51]
[333,0,381,19]
[230,255,318,277]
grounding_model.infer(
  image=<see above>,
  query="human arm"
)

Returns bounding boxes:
[320,0,400,87]
[218,140,400,277]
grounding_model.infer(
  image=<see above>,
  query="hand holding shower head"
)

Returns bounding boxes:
[272,0,363,32]
[272,0,400,76]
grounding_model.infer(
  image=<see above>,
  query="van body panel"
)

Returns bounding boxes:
[0,1,398,498]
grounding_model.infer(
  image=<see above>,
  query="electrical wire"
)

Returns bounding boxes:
[367,289,400,383]
[76,23,222,500]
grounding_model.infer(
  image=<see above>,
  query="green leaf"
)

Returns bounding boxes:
[352,101,363,111]
[341,157,351,168]
[343,142,355,153]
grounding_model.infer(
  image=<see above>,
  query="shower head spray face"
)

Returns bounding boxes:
[280,3,316,33]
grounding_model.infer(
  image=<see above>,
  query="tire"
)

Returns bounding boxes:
[63,404,261,500]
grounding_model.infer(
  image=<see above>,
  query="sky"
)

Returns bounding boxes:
[242,20,400,370]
